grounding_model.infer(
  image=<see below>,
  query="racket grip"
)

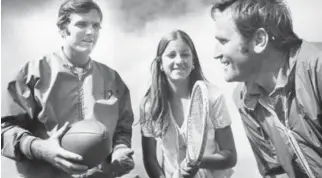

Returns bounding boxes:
[171,169,182,178]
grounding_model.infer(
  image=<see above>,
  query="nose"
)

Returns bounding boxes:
[213,53,223,60]
[174,55,184,64]
[213,43,223,60]
[85,25,96,35]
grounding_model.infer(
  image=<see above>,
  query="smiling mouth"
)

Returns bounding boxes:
[173,68,186,71]
[82,40,93,43]
[220,59,230,66]
[222,62,230,66]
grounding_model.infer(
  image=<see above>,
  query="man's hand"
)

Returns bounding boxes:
[31,122,88,175]
[172,159,199,178]
[111,146,135,177]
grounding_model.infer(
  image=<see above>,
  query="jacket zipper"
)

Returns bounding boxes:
[282,94,315,178]
[259,99,315,178]
[77,72,85,120]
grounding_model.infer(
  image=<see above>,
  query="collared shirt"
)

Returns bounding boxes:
[234,41,322,178]
[1,48,134,178]
[141,84,234,178]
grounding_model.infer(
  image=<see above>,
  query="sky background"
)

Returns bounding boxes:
[1,0,322,177]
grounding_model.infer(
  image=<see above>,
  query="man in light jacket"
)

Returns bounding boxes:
[1,0,135,177]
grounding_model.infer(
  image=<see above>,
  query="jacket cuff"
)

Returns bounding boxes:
[19,134,38,159]
[113,144,128,152]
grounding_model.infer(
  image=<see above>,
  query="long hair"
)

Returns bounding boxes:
[140,30,207,137]
[211,0,302,52]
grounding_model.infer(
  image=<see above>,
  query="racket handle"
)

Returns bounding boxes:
[171,169,181,178]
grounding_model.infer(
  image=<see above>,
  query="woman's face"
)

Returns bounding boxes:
[161,39,194,82]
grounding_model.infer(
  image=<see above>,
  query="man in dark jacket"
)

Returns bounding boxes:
[211,0,322,177]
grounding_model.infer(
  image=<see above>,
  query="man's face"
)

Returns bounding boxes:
[63,9,101,54]
[213,11,261,82]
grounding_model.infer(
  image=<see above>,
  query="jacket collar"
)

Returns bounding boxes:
[54,47,93,73]
[242,42,301,111]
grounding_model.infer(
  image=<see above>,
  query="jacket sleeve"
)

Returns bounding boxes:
[1,62,40,161]
[112,72,134,150]
[304,49,322,126]
[315,54,322,127]
[315,54,322,111]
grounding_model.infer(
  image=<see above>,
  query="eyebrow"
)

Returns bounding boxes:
[75,20,101,24]
[180,49,191,52]
[75,20,87,24]
[215,35,228,41]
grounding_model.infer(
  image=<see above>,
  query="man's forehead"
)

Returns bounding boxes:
[213,10,237,35]
[213,10,235,27]
[69,9,101,23]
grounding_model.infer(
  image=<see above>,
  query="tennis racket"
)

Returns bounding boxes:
[186,80,209,166]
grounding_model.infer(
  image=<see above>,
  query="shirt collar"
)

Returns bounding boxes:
[55,47,93,73]
[270,47,298,96]
[242,45,300,111]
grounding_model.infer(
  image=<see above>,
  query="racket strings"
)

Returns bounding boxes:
[187,86,206,160]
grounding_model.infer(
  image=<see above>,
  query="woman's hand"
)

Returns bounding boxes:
[71,166,113,178]
[111,146,135,177]
[172,159,199,178]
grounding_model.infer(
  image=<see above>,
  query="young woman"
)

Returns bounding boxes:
[140,30,237,178]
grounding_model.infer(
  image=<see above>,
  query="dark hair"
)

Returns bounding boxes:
[140,30,207,137]
[57,0,103,30]
[211,0,301,51]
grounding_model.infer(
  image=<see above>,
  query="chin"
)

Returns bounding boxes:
[77,47,93,54]
[169,73,188,79]
[171,78,186,82]
[169,76,188,82]
[224,77,235,83]
[224,74,240,83]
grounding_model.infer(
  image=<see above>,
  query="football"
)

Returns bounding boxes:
[61,119,111,168]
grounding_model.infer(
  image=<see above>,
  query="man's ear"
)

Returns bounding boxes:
[59,28,70,38]
[252,28,269,54]
[59,29,66,38]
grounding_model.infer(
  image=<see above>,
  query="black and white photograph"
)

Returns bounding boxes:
[1,0,322,177]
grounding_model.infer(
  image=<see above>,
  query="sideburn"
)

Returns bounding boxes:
[240,43,249,54]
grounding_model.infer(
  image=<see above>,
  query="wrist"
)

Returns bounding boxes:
[113,144,128,152]
[19,134,38,159]
[30,138,44,160]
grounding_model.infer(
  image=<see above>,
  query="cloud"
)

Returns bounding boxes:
[1,0,61,14]
[1,0,216,33]
[107,0,216,32]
